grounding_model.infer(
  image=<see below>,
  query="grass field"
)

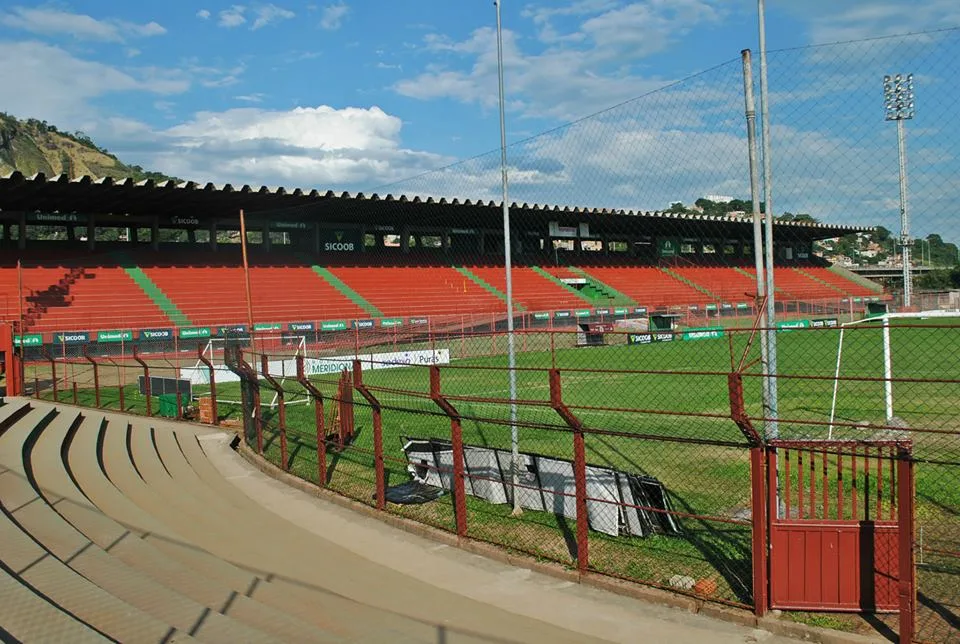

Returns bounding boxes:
[32,323,960,637]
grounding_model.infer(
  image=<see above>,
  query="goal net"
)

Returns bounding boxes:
[186,334,310,409]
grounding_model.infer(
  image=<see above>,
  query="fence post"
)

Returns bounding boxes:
[727,372,762,444]
[548,369,589,575]
[222,344,262,453]
[751,446,769,617]
[245,355,263,455]
[897,443,916,644]
[83,345,100,409]
[132,347,151,417]
[260,354,287,470]
[353,359,385,510]
[118,366,125,412]
[41,346,58,402]
[729,370,768,615]
[196,343,218,425]
[429,365,468,538]
[295,355,327,485]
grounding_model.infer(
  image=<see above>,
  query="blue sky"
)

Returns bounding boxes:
[0,1,958,234]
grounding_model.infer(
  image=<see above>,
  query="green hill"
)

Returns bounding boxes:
[0,112,178,182]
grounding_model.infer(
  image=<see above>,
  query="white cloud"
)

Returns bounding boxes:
[394,1,725,121]
[252,4,295,30]
[0,7,166,42]
[234,93,267,103]
[136,105,449,189]
[320,2,349,30]
[181,59,246,88]
[217,4,294,30]
[197,9,211,20]
[218,6,247,28]
[0,40,187,128]
[780,0,960,43]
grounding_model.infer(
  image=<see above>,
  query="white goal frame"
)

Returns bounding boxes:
[828,309,960,438]
[194,334,310,409]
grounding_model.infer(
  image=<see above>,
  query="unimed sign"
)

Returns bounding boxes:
[180,327,211,339]
[97,330,133,343]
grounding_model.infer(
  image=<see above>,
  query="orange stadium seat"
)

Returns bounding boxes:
[577,266,711,308]
[465,265,587,312]
[1,256,171,332]
[0,248,884,333]
[142,255,367,326]
[329,265,505,317]
[671,267,760,303]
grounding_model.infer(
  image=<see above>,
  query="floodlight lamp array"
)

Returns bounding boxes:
[883,73,915,121]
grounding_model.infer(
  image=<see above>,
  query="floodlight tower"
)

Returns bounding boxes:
[883,73,915,307]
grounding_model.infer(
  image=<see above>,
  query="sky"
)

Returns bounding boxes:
[0,1,959,235]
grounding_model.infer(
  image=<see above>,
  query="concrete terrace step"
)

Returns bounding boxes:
[0,560,111,643]
[29,412,333,644]
[1,409,275,643]
[65,414,342,642]
[1,399,808,644]
[132,422,452,641]
[0,407,196,643]
[98,417,359,640]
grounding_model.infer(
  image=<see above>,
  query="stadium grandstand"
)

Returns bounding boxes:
[0,171,885,344]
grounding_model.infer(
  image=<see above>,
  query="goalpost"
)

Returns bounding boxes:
[193,334,310,409]
[828,309,960,438]
[200,334,306,365]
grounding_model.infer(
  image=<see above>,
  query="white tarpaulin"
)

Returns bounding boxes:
[402,437,680,539]
[585,466,621,536]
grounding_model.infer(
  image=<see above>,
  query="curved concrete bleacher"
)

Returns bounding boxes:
[0,399,801,643]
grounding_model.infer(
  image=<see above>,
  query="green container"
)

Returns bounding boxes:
[157,394,179,418]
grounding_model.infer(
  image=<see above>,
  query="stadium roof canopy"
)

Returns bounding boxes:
[0,171,870,241]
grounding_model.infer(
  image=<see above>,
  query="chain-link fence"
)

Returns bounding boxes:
[23,316,960,642]
[7,26,960,644]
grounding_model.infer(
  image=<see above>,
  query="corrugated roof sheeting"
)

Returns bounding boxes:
[0,171,870,238]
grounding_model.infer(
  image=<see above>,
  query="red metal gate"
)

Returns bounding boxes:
[768,439,910,612]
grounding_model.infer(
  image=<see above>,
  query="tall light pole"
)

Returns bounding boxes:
[741,49,771,429]
[494,0,521,516]
[757,0,779,439]
[883,73,915,307]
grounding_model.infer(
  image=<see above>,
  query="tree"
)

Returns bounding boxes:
[776,212,819,223]
[726,198,756,213]
[917,267,960,290]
